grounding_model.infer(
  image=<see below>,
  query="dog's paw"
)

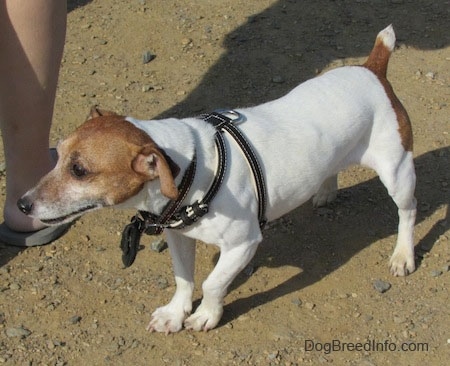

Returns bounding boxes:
[184,303,223,332]
[146,305,190,334]
[313,190,337,207]
[389,251,415,277]
[313,176,338,207]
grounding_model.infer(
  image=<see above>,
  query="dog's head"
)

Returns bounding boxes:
[17,108,180,225]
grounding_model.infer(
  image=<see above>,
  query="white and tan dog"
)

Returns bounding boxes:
[18,25,416,333]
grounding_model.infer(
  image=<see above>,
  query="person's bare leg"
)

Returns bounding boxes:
[0,0,66,231]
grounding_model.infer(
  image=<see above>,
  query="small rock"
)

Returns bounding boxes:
[9,283,21,290]
[316,207,334,216]
[6,326,31,338]
[243,265,255,277]
[267,351,279,361]
[425,71,435,80]
[150,238,167,253]
[305,302,315,310]
[156,276,169,290]
[430,270,442,277]
[272,75,285,83]
[131,339,140,348]
[47,339,56,350]
[141,84,153,92]
[142,51,156,64]
[69,315,82,324]
[394,315,407,324]
[373,279,391,293]
[442,264,450,272]
[291,298,302,307]
[181,38,192,46]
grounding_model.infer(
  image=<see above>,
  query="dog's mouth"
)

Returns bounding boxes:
[40,204,99,225]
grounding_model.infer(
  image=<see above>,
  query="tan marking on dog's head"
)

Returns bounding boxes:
[32,114,180,216]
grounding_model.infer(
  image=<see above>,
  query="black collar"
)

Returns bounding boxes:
[120,111,267,267]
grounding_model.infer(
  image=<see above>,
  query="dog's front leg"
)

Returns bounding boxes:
[184,239,260,331]
[147,231,195,334]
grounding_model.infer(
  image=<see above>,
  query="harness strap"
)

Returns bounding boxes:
[203,112,267,228]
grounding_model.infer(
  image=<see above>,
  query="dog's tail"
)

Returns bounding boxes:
[363,24,396,78]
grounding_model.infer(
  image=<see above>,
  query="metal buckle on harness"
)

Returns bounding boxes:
[213,109,246,124]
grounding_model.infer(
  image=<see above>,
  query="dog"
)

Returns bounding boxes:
[18,25,416,333]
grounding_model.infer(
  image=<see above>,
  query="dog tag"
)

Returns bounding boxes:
[120,219,143,268]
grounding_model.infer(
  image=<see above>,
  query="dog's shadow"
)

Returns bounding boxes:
[156,0,448,120]
[217,146,449,326]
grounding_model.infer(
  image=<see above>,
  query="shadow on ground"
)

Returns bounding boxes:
[159,0,448,118]
[220,146,449,326]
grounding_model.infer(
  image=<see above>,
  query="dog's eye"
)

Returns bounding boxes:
[71,163,88,178]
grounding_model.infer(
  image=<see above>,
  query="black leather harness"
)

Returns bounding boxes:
[120,110,267,267]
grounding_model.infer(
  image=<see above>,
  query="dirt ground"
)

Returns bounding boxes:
[1,0,449,365]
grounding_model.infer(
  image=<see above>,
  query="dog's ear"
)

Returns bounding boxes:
[132,146,179,200]
[87,106,118,120]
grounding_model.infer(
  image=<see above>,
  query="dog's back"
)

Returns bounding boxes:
[234,25,411,221]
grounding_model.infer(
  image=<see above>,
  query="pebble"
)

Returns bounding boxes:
[271,75,285,83]
[430,270,442,277]
[69,315,82,324]
[141,84,153,92]
[394,315,407,324]
[156,276,169,290]
[6,326,31,338]
[425,71,435,80]
[181,38,192,46]
[373,279,391,293]
[243,264,255,277]
[150,238,167,252]
[142,50,156,64]
[9,283,21,290]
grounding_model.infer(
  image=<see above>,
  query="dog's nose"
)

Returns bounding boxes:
[17,197,33,215]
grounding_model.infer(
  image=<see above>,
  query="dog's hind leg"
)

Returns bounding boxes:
[313,174,338,207]
[369,151,417,276]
